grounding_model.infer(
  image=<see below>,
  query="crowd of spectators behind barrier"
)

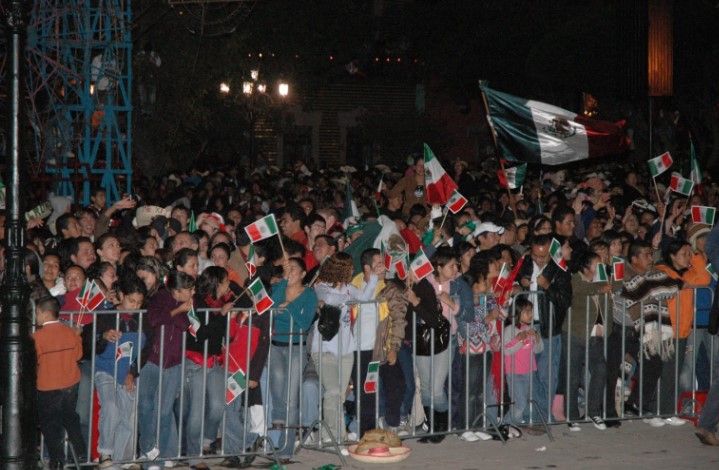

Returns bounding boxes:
[2,153,719,468]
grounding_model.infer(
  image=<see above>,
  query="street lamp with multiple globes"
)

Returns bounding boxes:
[219,69,289,169]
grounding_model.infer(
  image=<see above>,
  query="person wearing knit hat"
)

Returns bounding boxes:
[688,224,711,253]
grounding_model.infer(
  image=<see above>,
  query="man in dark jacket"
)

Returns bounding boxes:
[515,233,572,424]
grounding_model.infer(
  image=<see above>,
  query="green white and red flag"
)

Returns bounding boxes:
[690,138,703,195]
[226,369,246,405]
[593,263,609,283]
[394,255,408,280]
[244,214,279,243]
[410,248,433,280]
[77,280,106,311]
[249,278,274,315]
[612,256,625,281]
[364,361,380,393]
[707,263,718,282]
[381,242,392,271]
[187,305,200,339]
[691,206,716,226]
[549,238,567,271]
[497,163,527,189]
[493,258,524,307]
[245,243,257,277]
[375,175,384,202]
[648,152,673,177]
[669,172,694,196]
[423,144,458,205]
[481,82,630,166]
[116,341,133,362]
[446,190,468,214]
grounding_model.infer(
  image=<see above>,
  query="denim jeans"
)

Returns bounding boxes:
[223,396,259,453]
[75,360,93,458]
[95,373,137,461]
[503,374,531,426]
[698,342,719,432]
[459,352,491,429]
[269,344,306,458]
[530,332,561,422]
[681,329,719,391]
[557,334,608,419]
[397,342,415,422]
[659,338,687,415]
[302,357,321,428]
[184,361,226,462]
[38,384,85,466]
[415,347,450,412]
[137,362,182,458]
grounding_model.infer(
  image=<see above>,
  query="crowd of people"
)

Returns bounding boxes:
[3,152,719,469]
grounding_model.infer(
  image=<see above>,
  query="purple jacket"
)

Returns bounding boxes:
[147,288,191,369]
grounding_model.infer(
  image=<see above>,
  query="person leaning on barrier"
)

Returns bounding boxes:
[268,257,317,463]
[563,250,614,431]
[654,239,710,425]
[607,240,682,428]
[694,220,719,446]
[514,233,572,424]
[311,252,381,447]
[349,248,407,438]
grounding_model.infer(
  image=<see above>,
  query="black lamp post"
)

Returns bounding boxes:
[219,70,288,170]
[1,1,38,468]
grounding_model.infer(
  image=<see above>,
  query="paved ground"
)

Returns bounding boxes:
[198,419,719,470]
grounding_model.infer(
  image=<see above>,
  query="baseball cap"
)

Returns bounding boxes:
[474,221,505,237]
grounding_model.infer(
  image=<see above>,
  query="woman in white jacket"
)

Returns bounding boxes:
[311,252,382,445]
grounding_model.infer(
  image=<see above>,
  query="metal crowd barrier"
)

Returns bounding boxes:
[33,284,717,467]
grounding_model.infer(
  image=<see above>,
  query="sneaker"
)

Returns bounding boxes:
[347,431,358,442]
[303,430,318,445]
[339,446,350,456]
[98,455,113,468]
[643,417,666,427]
[141,447,160,461]
[589,416,607,431]
[459,431,480,442]
[148,466,162,470]
[567,423,581,432]
[388,426,409,437]
[506,426,522,438]
[474,431,493,441]
[664,417,687,426]
[163,461,177,468]
[120,465,142,470]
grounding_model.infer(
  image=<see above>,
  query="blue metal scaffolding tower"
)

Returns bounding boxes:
[24,0,133,205]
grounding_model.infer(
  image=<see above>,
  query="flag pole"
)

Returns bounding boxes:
[479,81,518,218]
[652,176,662,207]
[277,233,288,261]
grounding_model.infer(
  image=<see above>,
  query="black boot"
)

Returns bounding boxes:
[428,410,447,443]
[418,406,433,443]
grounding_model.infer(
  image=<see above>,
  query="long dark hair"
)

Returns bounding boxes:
[166,270,195,292]
[196,266,228,300]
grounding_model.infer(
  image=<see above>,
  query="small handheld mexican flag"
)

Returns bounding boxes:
[593,263,609,283]
[612,256,624,281]
[669,172,694,196]
[549,238,567,271]
[394,255,408,280]
[707,263,718,282]
[497,162,527,189]
[410,248,433,280]
[364,361,380,394]
[423,144,458,205]
[245,243,257,277]
[494,263,510,306]
[690,138,704,195]
[446,190,468,214]
[226,369,246,405]
[187,305,201,339]
[381,242,392,271]
[691,206,716,226]
[648,152,673,177]
[375,175,383,202]
[244,214,279,243]
[116,341,133,362]
[249,278,274,315]
[77,280,106,311]
[188,210,197,232]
